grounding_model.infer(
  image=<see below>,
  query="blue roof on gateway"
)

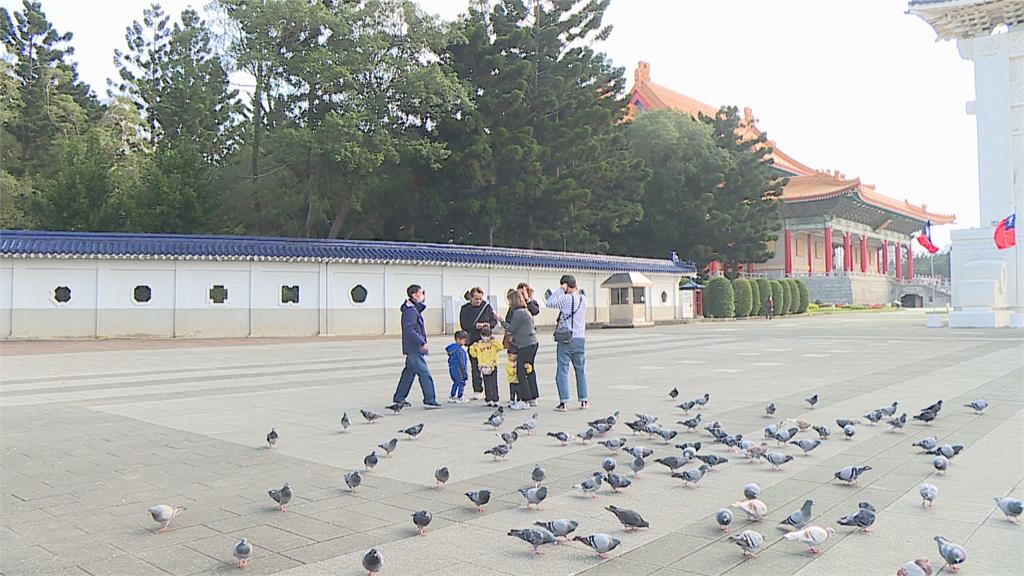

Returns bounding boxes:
[0,230,695,275]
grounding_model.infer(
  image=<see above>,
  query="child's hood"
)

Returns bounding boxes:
[445,342,463,355]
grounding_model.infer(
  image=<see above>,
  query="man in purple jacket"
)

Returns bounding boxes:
[392,284,442,409]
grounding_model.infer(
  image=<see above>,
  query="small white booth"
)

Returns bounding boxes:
[602,272,654,327]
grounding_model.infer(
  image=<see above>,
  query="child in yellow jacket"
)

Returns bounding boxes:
[468,326,503,407]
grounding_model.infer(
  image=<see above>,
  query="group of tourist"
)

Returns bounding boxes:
[390,275,590,412]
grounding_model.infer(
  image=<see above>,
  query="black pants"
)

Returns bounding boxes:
[469,354,484,393]
[517,344,540,401]
[482,371,499,402]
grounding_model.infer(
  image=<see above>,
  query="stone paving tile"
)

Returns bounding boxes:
[135,544,225,576]
[77,554,169,576]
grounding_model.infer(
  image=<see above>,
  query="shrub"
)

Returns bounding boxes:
[748,279,760,315]
[785,279,800,314]
[769,280,784,316]
[704,276,735,318]
[754,278,771,316]
[779,279,792,316]
[795,279,810,314]
[732,278,753,318]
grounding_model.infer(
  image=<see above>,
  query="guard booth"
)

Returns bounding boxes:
[602,272,654,327]
[679,279,704,319]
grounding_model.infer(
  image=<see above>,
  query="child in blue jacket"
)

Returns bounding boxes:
[447,330,470,403]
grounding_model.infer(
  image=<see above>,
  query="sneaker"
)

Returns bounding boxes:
[448,397,457,403]
[580,401,590,410]
[400,400,412,408]
[424,401,442,409]
[509,401,528,411]
[528,400,538,407]
[554,403,567,413]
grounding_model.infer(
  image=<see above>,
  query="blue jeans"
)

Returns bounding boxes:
[555,337,588,403]
[394,353,437,404]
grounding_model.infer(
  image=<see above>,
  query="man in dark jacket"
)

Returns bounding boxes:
[393,284,441,409]
[459,287,498,400]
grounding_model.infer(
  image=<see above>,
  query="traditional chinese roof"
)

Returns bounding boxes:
[0,230,696,275]
[908,0,1024,40]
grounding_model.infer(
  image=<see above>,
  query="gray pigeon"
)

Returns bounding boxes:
[266,427,278,448]
[400,423,425,438]
[930,444,964,459]
[606,505,649,530]
[485,412,504,428]
[933,455,948,473]
[364,451,379,471]
[879,401,899,417]
[234,538,252,568]
[636,413,658,423]
[465,490,491,511]
[694,454,728,469]
[897,559,935,576]
[837,502,876,532]
[509,527,557,554]
[677,400,697,412]
[577,427,597,443]
[669,387,679,399]
[148,504,185,532]
[340,413,351,431]
[835,418,860,428]
[624,446,654,459]
[780,499,814,530]
[535,519,579,541]
[864,410,884,424]
[598,437,628,451]
[360,409,383,423]
[412,510,432,535]
[268,482,292,511]
[743,483,761,500]
[574,533,622,558]
[602,457,617,473]
[434,466,449,487]
[547,431,570,445]
[934,536,967,573]
[842,424,856,439]
[532,464,546,486]
[628,457,646,477]
[716,508,734,531]
[593,422,614,435]
[791,438,821,454]
[515,413,538,435]
[919,483,938,507]
[658,428,679,443]
[695,393,711,408]
[728,529,765,557]
[994,497,1023,522]
[575,472,604,498]
[888,413,908,431]
[654,456,690,471]
[344,471,362,491]
[519,486,548,509]
[913,436,939,452]
[764,452,794,470]
[484,443,511,460]
[378,438,398,457]
[362,548,382,575]
[812,425,831,440]
[385,403,405,414]
[834,465,872,484]
[805,394,819,407]
[679,414,702,431]
[604,472,632,492]
[963,400,989,414]
[499,430,519,445]
[774,427,799,444]
[913,410,938,424]
[672,464,710,487]
[765,402,776,416]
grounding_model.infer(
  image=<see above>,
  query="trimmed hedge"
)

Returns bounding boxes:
[769,280,783,316]
[785,279,800,314]
[704,276,735,318]
[755,278,771,316]
[748,279,760,316]
[795,279,810,314]
[732,278,753,318]
[779,279,792,316]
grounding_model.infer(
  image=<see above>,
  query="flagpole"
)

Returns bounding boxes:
[930,253,935,314]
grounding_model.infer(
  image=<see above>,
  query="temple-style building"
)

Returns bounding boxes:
[628,62,955,306]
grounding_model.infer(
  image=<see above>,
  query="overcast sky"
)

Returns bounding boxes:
[1,0,978,248]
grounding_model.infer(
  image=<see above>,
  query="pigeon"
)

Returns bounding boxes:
[234,538,252,568]
[774,427,799,444]
[913,410,938,424]
[837,502,876,532]
[515,413,539,435]
[624,446,654,459]
[764,452,794,471]
[934,536,967,573]
[780,499,814,530]
[340,413,351,432]
[963,400,989,414]
[835,418,860,429]
[654,456,690,472]
[933,455,948,473]
[574,533,622,558]
[763,423,779,440]
[625,420,646,434]
[604,472,632,492]
[897,559,935,576]
[344,471,362,491]
[362,548,382,575]
[920,400,943,414]
[628,457,646,477]
[930,444,964,459]
[485,412,504,428]
[746,442,770,460]
[520,486,548,509]
[694,454,728,470]
[669,387,679,399]
[575,472,604,498]
[843,424,856,439]
[888,413,907,431]
[812,425,831,440]
[148,504,185,532]
[732,499,768,521]
[465,490,491,512]
[765,402,776,416]
[677,400,697,412]
[913,436,939,452]
[547,431,569,445]
[675,441,702,453]
[679,414,702,431]
[434,466,449,487]
[484,443,511,460]
[378,438,398,457]
[509,527,556,554]
[601,457,617,473]
[385,403,404,414]
[534,519,579,541]
[743,483,761,500]
[728,529,765,557]
[268,483,292,511]
[994,497,1023,522]
[864,410,884,425]
[606,505,649,530]
[672,464,710,487]
[834,465,872,484]
[879,401,899,417]
[783,525,835,555]
[657,428,679,443]
[716,508,733,531]
[695,393,711,408]
[412,510,432,535]
[593,410,621,427]
[266,427,278,448]
[636,413,658,423]
[532,464,546,486]
[805,394,818,408]
[791,439,821,454]
[364,452,378,471]
[499,430,519,446]
[399,423,424,439]
[577,427,598,443]
[598,437,628,451]
[919,483,938,507]
[361,409,383,423]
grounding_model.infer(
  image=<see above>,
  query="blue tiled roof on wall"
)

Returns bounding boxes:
[0,230,696,275]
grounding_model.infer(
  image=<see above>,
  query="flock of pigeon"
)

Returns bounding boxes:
[144,390,1020,575]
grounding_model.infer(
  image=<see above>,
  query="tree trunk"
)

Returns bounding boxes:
[327,173,359,239]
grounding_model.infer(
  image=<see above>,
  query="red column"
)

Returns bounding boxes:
[895,243,902,282]
[784,229,793,277]
[806,233,813,275]
[843,232,853,272]
[882,240,889,274]
[824,227,833,275]
[906,244,914,280]
[860,235,868,273]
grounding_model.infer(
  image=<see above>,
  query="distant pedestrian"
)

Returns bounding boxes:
[766,296,774,320]
[447,331,470,403]
[460,287,498,401]
[469,326,503,407]
[501,290,540,409]
[546,274,588,411]
[392,284,442,409]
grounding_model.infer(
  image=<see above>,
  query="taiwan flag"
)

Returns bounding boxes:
[994,213,1016,250]
[916,220,940,254]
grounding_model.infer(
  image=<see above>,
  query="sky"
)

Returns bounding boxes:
[1,0,979,248]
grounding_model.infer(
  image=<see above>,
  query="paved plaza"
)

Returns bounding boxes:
[1,313,1022,576]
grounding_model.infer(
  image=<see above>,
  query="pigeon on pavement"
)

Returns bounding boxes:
[780,499,814,530]
[897,559,934,576]
[575,472,604,498]
[268,483,292,511]
[465,490,491,512]
[732,499,768,521]
[913,436,939,452]
[344,471,362,491]
[654,456,690,472]
[364,451,379,471]
[764,452,794,471]
[606,505,649,530]
[234,538,252,568]
[378,438,398,457]
[509,527,556,554]
[362,548,382,575]
[837,502,876,532]
[340,413,351,431]
[266,427,278,448]
[604,472,632,492]
[888,413,908,431]
[532,464,546,486]
[598,437,628,451]
[547,431,570,445]
[919,483,938,507]
[765,402,776,416]
[716,508,734,531]
[834,465,872,484]
[672,464,710,487]
[484,443,511,461]
[534,519,579,541]
[783,525,835,555]
[994,497,1023,522]
[843,424,856,439]
[399,423,425,438]
[963,400,989,414]
[678,413,702,430]
[812,425,831,440]
[934,536,967,573]
[790,439,821,454]
[148,505,185,532]
[361,409,383,423]
[728,530,765,557]
[743,483,761,500]
[933,455,948,473]
[434,466,449,488]
[519,486,548,510]
[412,510,432,535]
[574,533,622,558]
[669,387,679,399]
[805,394,819,408]
[601,457,617,473]
[628,457,646,477]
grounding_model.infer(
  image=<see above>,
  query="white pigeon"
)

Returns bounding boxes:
[731,499,768,521]
[148,504,185,532]
[783,525,835,555]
